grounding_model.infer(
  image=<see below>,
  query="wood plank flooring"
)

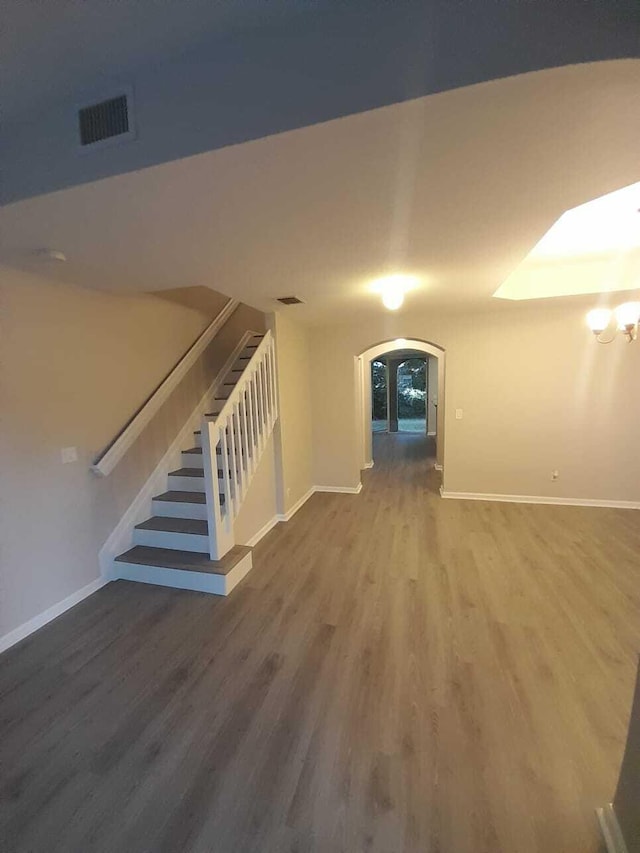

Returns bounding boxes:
[1,431,639,852]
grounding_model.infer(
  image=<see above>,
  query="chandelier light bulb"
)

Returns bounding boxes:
[586,308,611,334]
[381,289,404,311]
[614,301,640,330]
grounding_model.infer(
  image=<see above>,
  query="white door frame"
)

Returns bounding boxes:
[355,338,446,473]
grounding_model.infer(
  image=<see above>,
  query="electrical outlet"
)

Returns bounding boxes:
[61,446,78,464]
[455,408,463,420]
[551,470,559,481]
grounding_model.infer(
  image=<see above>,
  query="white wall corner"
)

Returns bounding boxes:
[596,804,630,853]
[0,576,109,655]
[314,483,363,495]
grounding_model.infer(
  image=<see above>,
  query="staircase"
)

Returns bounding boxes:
[114,330,278,595]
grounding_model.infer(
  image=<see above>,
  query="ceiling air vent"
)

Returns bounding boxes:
[78,92,133,148]
[277,296,304,305]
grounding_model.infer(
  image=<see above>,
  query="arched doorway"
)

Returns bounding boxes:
[371,351,430,434]
[355,338,445,474]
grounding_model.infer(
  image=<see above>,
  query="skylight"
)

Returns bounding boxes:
[493,181,640,300]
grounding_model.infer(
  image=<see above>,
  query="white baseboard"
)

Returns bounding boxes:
[597,805,629,853]
[244,482,363,546]
[278,486,316,522]
[244,515,281,547]
[242,485,318,548]
[363,460,374,469]
[439,488,640,510]
[315,483,363,494]
[0,576,109,655]
[99,333,255,581]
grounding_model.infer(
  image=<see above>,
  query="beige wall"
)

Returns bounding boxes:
[308,300,640,501]
[234,435,278,546]
[269,312,314,514]
[0,266,265,638]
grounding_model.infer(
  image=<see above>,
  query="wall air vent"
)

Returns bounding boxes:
[277,296,304,305]
[78,92,134,148]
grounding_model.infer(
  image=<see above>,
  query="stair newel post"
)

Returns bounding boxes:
[201,415,234,561]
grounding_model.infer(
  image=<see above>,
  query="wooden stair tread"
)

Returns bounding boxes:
[115,544,251,576]
[135,516,208,535]
[155,489,225,506]
[154,490,206,504]
[182,447,202,454]
[168,467,204,477]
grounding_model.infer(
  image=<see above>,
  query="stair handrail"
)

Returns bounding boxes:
[201,330,278,560]
[92,298,240,477]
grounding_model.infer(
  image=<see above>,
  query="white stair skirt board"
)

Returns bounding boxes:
[116,551,253,596]
[440,488,640,510]
[98,331,257,580]
[596,805,630,853]
[0,576,109,655]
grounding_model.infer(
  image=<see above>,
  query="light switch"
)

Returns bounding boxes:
[61,447,78,464]
[455,408,463,420]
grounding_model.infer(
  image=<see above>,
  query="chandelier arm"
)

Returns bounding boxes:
[595,332,618,345]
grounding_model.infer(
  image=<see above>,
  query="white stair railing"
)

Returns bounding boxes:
[201,330,278,560]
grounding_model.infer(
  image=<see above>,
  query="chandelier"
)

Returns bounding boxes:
[587,301,640,344]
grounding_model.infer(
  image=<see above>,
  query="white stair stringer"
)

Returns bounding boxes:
[112,331,276,595]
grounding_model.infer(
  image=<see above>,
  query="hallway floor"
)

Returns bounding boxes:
[2,433,639,852]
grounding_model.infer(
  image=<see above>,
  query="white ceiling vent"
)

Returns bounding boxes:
[77,90,135,150]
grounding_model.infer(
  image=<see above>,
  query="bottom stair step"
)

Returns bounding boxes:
[114,545,253,596]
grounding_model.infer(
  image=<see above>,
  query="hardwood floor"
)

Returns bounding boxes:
[1,431,639,852]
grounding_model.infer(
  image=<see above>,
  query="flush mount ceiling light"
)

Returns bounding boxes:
[586,300,640,343]
[370,274,420,312]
